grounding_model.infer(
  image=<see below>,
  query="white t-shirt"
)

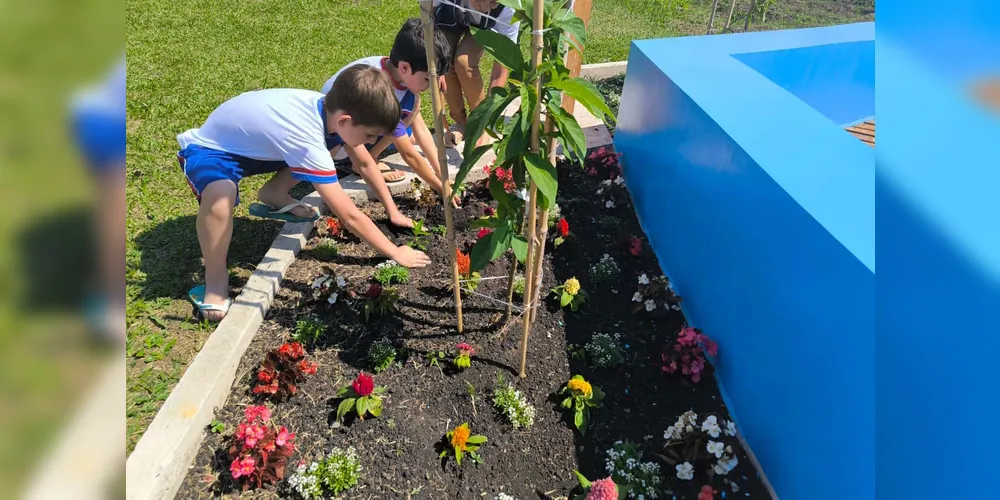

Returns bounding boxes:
[433,0,520,43]
[177,89,340,184]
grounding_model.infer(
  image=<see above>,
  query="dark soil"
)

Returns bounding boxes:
[177,151,769,499]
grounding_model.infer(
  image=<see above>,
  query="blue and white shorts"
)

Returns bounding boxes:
[177,144,293,205]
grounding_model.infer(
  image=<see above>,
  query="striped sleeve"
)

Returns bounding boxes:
[284,137,339,184]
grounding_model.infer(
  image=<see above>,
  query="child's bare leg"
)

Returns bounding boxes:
[442,30,467,134]
[99,166,126,341]
[196,180,237,321]
[454,33,486,143]
[257,168,315,218]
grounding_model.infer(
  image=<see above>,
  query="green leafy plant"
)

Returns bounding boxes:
[450,0,615,274]
[439,422,487,466]
[287,446,362,499]
[588,253,621,285]
[512,274,526,298]
[335,372,386,423]
[432,224,448,236]
[373,260,410,286]
[453,342,475,370]
[492,374,536,429]
[585,333,626,368]
[407,219,431,251]
[559,375,604,435]
[209,419,226,434]
[311,238,340,260]
[368,338,398,373]
[427,350,446,368]
[361,284,398,322]
[293,316,326,345]
[551,277,588,311]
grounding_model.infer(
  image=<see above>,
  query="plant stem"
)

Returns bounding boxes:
[420,2,462,332]
[707,0,720,34]
[744,0,756,32]
[505,254,518,320]
[519,0,546,379]
[724,0,738,31]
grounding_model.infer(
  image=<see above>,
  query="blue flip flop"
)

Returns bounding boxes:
[248,201,320,223]
[188,284,232,320]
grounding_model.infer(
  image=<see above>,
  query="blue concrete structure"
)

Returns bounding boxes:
[877,2,1000,498]
[614,23,874,499]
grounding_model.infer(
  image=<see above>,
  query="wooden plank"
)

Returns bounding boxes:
[561,0,593,115]
[845,119,875,147]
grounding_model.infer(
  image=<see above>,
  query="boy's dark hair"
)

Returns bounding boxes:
[324,65,401,132]
[389,18,452,74]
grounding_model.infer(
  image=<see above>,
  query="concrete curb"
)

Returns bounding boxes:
[579,60,627,80]
[125,112,615,500]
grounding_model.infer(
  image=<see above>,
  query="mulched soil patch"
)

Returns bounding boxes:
[177,151,769,499]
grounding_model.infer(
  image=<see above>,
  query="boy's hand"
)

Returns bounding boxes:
[390,212,415,229]
[393,245,431,268]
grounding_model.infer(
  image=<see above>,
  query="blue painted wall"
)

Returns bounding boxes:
[877,3,1000,497]
[734,41,874,126]
[615,24,874,499]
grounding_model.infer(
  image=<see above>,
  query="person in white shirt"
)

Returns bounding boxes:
[321,19,459,229]
[433,0,521,147]
[176,65,430,322]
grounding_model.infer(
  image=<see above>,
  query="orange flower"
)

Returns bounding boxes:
[325,217,342,236]
[456,250,471,278]
[451,423,471,451]
[567,378,593,397]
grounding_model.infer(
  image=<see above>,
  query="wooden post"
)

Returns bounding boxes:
[724,0,739,32]
[519,0,546,379]
[707,0,721,34]
[560,0,592,116]
[420,1,463,332]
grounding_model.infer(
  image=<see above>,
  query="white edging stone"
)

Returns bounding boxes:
[579,60,627,80]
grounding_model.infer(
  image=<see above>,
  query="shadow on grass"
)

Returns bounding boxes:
[133,215,283,300]
[17,205,97,312]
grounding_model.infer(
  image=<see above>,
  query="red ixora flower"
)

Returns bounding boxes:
[279,342,305,359]
[557,218,570,237]
[456,342,475,357]
[629,237,642,256]
[352,372,374,397]
[366,283,383,299]
[476,227,493,239]
[298,360,318,375]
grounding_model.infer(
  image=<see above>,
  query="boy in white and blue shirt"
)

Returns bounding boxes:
[322,18,457,228]
[177,65,431,321]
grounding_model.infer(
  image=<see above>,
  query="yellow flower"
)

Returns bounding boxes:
[451,423,471,451]
[564,278,581,296]
[567,377,592,397]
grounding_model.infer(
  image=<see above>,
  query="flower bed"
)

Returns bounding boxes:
[177,151,768,499]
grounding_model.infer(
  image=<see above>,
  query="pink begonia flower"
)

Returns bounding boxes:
[244,405,271,424]
[275,426,295,448]
[230,456,256,479]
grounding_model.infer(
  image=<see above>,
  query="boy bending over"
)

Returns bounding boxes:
[178,65,430,322]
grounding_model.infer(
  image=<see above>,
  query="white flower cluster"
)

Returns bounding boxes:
[494,493,517,500]
[311,273,348,304]
[375,260,398,270]
[663,412,740,480]
[492,382,536,430]
[605,440,662,499]
[632,274,681,312]
[287,446,362,499]
[598,176,627,196]
[585,333,626,368]
[589,254,621,284]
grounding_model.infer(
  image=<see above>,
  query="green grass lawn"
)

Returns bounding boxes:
[125,0,873,453]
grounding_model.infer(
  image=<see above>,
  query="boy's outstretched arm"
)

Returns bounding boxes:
[312,181,430,268]
[344,143,414,228]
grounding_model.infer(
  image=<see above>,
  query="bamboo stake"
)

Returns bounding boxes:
[707,0,720,34]
[528,118,558,324]
[518,0,546,379]
[504,256,518,319]
[724,0,739,31]
[420,1,462,332]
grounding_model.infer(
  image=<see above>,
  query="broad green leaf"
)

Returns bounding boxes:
[356,395,368,417]
[466,435,487,444]
[573,469,592,489]
[337,398,355,422]
[511,235,528,263]
[471,28,524,73]
[561,397,573,409]
[463,90,506,159]
[369,398,383,417]
[439,450,448,458]
[547,101,586,163]
[550,78,616,124]
[469,218,497,230]
[561,292,573,307]
[455,448,463,466]
[373,386,387,394]
[524,153,558,209]
[573,409,584,430]
[471,221,510,271]
[580,409,590,434]
[553,14,586,47]
[455,144,492,189]
[500,116,529,166]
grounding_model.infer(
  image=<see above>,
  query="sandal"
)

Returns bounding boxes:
[248,201,320,223]
[188,284,232,322]
[338,163,408,184]
[444,123,465,148]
